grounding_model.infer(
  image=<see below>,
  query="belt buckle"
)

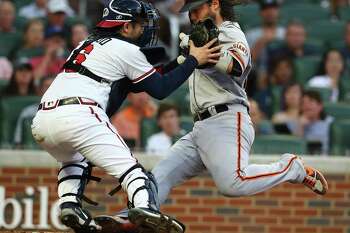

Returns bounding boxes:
[101,78,111,85]
[42,100,59,110]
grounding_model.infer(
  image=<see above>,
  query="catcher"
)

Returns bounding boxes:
[94,0,328,232]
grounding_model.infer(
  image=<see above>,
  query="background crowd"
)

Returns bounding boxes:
[0,0,350,156]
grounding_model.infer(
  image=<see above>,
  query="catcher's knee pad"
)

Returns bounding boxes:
[119,164,160,211]
[58,161,100,207]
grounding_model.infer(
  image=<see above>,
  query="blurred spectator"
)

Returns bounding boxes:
[30,28,67,81]
[111,92,157,149]
[70,23,89,50]
[267,20,319,66]
[272,83,302,135]
[330,0,350,18]
[254,56,294,117]
[249,99,274,135]
[246,0,285,64]
[0,0,22,58]
[45,0,74,38]
[299,90,333,155]
[13,76,55,148]
[14,19,45,61]
[1,61,36,97]
[307,49,345,102]
[0,57,13,80]
[19,0,48,19]
[146,103,185,155]
[340,21,350,67]
[269,56,294,86]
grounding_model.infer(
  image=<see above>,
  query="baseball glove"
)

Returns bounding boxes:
[189,18,220,48]
[179,18,219,68]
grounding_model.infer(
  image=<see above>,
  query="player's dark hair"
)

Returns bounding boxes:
[303,90,326,120]
[156,103,181,120]
[218,0,237,22]
[286,19,305,29]
[281,82,303,111]
[90,26,123,39]
[316,48,345,76]
[1,67,36,97]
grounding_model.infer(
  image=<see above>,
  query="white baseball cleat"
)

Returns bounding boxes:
[302,166,328,195]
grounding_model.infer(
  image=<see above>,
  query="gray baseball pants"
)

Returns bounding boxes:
[152,105,307,204]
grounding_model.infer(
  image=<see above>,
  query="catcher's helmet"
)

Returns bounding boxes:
[97,0,159,46]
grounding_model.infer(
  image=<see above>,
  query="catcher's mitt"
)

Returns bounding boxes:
[187,18,220,68]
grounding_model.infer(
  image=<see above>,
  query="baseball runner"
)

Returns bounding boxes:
[30,0,222,232]
[96,0,329,232]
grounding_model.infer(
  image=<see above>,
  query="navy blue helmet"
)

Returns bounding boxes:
[97,0,159,46]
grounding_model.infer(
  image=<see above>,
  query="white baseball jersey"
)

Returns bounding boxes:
[41,38,156,110]
[189,21,252,114]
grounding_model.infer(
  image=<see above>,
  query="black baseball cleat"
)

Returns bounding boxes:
[94,215,147,233]
[128,207,186,233]
[60,202,101,233]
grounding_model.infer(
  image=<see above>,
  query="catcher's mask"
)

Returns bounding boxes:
[97,0,159,47]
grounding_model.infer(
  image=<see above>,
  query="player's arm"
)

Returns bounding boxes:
[131,55,198,99]
[130,39,222,99]
[214,41,250,77]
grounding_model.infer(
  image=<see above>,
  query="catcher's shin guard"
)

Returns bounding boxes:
[58,161,101,232]
[119,164,185,233]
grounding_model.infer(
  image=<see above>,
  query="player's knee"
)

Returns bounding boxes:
[281,153,297,161]
[217,180,247,197]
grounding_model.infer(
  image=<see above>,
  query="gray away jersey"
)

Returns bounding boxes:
[189,21,252,114]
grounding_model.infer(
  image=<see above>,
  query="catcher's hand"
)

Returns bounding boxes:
[179,18,220,68]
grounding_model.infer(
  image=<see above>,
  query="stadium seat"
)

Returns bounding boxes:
[164,82,191,116]
[282,0,322,5]
[324,102,350,120]
[0,96,40,148]
[306,20,346,45]
[0,80,9,93]
[251,135,307,155]
[180,116,194,133]
[0,32,22,58]
[14,16,28,31]
[14,47,44,61]
[235,3,261,30]
[328,40,345,50]
[339,74,350,102]
[293,56,321,85]
[280,4,330,24]
[22,117,40,150]
[330,120,350,155]
[140,118,158,148]
[305,39,326,55]
[13,0,33,9]
[338,6,350,21]
[270,85,283,115]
